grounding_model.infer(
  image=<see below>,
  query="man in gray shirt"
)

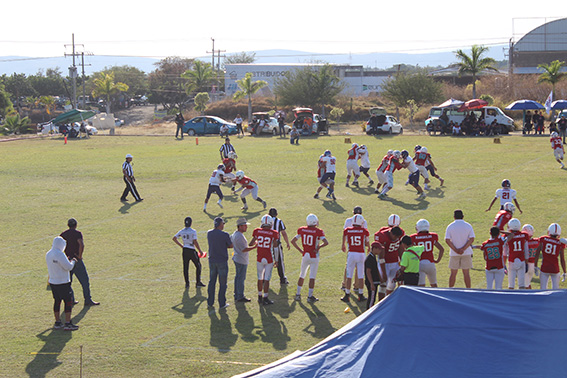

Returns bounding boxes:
[207,217,233,309]
[232,218,257,303]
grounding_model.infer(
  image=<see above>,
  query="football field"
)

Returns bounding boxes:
[1,133,565,377]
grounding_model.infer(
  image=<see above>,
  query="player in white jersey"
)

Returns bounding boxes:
[374,150,393,194]
[401,150,425,199]
[357,145,374,185]
[485,179,522,213]
[314,150,337,200]
[203,164,225,211]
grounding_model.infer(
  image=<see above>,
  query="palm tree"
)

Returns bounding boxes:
[91,73,129,114]
[2,113,30,135]
[181,60,214,95]
[454,45,497,99]
[233,72,268,123]
[538,60,566,94]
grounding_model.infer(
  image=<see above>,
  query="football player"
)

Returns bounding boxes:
[401,149,426,199]
[534,223,566,290]
[492,202,515,231]
[378,150,402,199]
[346,143,360,187]
[374,225,404,295]
[503,218,529,289]
[550,131,565,168]
[234,170,267,211]
[472,226,506,289]
[374,149,393,194]
[410,219,444,287]
[486,179,523,214]
[414,146,444,188]
[357,145,374,185]
[203,164,225,211]
[522,224,539,289]
[291,214,328,303]
[341,214,369,302]
[314,150,336,200]
[222,151,238,191]
[249,215,280,305]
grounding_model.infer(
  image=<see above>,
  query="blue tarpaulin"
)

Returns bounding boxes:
[235,287,567,377]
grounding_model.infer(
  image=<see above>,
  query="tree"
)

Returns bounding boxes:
[274,65,344,112]
[454,45,497,99]
[1,73,37,113]
[28,69,65,97]
[223,52,256,67]
[91,73,129,114]
[90,65,148,96]
[194,92,210,115]
[0,84,13,117]
[381,71,443,107]
[148,57,193,111]
[233,72,268,123]
[538,60,566,94]
[2,113,31,135]
[181,60,214,95]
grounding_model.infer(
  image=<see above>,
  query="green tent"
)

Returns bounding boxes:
[51,109,96,125]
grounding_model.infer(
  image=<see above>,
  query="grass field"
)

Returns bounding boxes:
[1,132,566,377]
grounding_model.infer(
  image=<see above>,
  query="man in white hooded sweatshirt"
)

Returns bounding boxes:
[46,236,78,331]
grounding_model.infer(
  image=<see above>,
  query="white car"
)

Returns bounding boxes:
[366,115,403,134]
[250,113,291,135]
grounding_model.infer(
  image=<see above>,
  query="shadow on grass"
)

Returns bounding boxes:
[424,187,445,199]
[209,309,238,353]
[171,288,205,320]
[235,303,260,342]
[25,306,90,378]
[256,305,291,351]
[118,200,141,214]
[321,201,346,214]
[380,196,429,211]
[298,302,337,339]
[269,284,295,320]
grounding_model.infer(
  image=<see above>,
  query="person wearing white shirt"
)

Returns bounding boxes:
[445,210,475,288]
[203,165,226,211]
[46,236,78,331]
[231,218,257,302]
[173,216,205,288]
[341,206,367,291]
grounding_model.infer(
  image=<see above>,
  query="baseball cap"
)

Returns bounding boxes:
[214,217,226,228]
[236,218,250,226]
[125,153,133,158]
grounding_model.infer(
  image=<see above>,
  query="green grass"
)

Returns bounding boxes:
[1,133,566,377]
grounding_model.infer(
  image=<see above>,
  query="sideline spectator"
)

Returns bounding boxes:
[175,113,185,139]
[445,209,475,288]
[277,113,286,137]
[172,216,205,289]
[290,126,300,145]
[231,218,257,303]
[207,217,233,309]
[398,236,424,286]
[558,115,567,144]
[233,114,244,137]
[220,124,229,138]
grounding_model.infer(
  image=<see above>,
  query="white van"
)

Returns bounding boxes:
[425,106,515,133]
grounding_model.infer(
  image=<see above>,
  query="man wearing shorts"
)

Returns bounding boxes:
[341,214,369,302]
[445,209,475,288]
[249,215,279,305]
[291,214,328,303]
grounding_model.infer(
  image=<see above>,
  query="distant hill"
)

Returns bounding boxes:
[0,46,507,76]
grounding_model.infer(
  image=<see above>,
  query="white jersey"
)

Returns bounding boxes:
[404,156,418,173]
[209,169,225,186]
[495,188,516,207]
[321,155,337,173]
[358,149,370,168]
[175,227,198,248]
[343,216,368,230]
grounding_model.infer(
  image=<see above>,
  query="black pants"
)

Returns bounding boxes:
[176,124,184,138]
[122,177,141,201]
[365,281,379,310]
[237,124,243,136]
[274,245,287,282]
[183,248,201,284]
[50,282,73,313]
[403,272,419,286]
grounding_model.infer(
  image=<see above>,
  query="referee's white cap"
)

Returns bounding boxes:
[125,153,133,158]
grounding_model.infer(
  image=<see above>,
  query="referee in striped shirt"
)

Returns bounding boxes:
[121,154,143,202]
[219,138,235,160]
[269,208,291,285]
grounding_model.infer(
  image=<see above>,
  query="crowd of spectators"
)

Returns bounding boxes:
[428,112,502,137]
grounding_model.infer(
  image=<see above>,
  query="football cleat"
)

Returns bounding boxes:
[307,296,319,303]
[340,294,350,302]
[294,294,301,301]
[313,193,319,199]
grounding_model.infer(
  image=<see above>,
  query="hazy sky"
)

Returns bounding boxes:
[1,1,563,60]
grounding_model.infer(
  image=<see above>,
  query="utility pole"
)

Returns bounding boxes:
[65,34,85,110]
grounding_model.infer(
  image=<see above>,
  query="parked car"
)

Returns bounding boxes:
[425,106,514,134]
[183,116,237,136]
[366,109,403,134]
[292,108,328,135]
[249,112,291,135]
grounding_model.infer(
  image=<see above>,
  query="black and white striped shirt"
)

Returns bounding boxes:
[272,218,286,240]
[219,143,235,159]
[122,161,133,177]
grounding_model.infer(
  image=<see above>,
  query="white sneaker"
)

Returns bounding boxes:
[217,200,223,208]
[418,192,427,199]
[241,205,248,210]
[220,303,230,309]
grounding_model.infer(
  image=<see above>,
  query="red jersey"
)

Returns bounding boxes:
[414,151,431,166]
[343,227,369,253]
[296,226,326,258]
[493,210,512,231]
[527,237,539,263]
[506,231,529,262]
[481,237,505,270]
[539,236,565,274]
[410,231,439,263]
[551,136,563,150]
[376,155,390,173]
[374,230,402,263]
[385,156,402,173]
[252,228,279,264]
[237,176,257,189]
[317,155,324,178]
[347,146,358,160]
[222,158,236,173]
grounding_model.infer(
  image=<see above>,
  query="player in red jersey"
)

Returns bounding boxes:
[550,131,565,168]
[374,225,404,295]
[378,150,402,199]
[341,214,369,302]
[410,219,444,287]
[234,170,267,211]
[291,214,328,303]
[492,202,515,231]
[473,226,506,289]
[222,151,237,191]
[522,224,539,289]
[375,149,393,194]
[249,215,280,305]
[502,218,529,289]
[346,143,360,187]
[534,223,566,290]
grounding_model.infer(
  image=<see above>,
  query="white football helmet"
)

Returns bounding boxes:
[352,214,365,227]
[420,146,428,153]
[352,143,358,149]
[522,224,534,237]
[393,150,401,159]
[306,214,319,227]
[548,223,562,236]
[388,214,401,227]
[551,131,559,138]
[503,202,515,214]
[324,150,332,157]
[235,170,244,180]
[261,214,273,227]
[508,218,521,232]
[217,163,225,170]
[358,145,367,154]
[228,151,237,159]
[387,149,394,156]
[416,219,430,232]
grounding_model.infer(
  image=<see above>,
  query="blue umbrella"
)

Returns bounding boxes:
[551,100,567,110]
[438,98,464,109]
[505,100,545,128]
